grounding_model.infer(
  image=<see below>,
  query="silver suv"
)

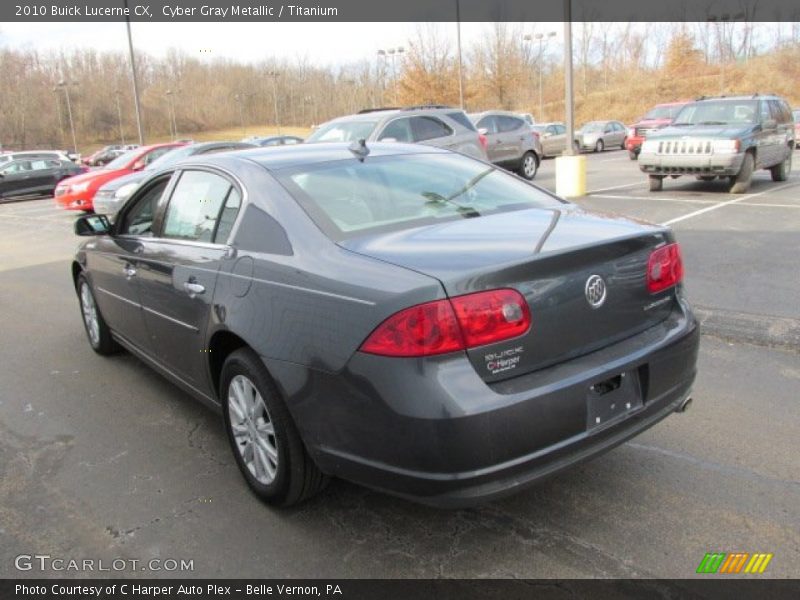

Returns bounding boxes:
[306,105,487,160]
[469,110,543,179]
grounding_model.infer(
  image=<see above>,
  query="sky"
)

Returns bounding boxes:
[0,22,564,68]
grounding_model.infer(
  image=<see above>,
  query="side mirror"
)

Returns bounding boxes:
[477,127,489,136]
[132,159,146,171]
[74,214,111,236]
[762,118,777,130]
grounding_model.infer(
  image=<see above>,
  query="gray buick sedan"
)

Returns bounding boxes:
[71,142,699,507]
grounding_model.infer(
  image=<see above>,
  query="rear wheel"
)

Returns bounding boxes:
[648,175,664,192]
[729,152,754,194]
[770,150,791,182]
[77,273,118,355]
[628,150,638,161]
[620,138,627,150]
[518,151,539,180]
[595,139,605,153]
[221,348,328,507]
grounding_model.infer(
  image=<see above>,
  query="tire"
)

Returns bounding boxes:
[595,139,605,153]
[729,152,754,194]
[770,150,791,182]
[620,138,627,150]
[221,348,328,507]
[648,175,664,192]
[77,273,119,355]
[518,151,539,180]
[628,150,638,161]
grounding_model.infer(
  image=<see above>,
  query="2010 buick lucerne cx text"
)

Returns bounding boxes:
[71,142,699,508]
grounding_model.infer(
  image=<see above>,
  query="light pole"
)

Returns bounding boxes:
[123,0,144,145]
[56,80,78,156]
[456,0,464,109]
[380,46,405,105]
[708,12,745,93]
[524,31,556,122]
[114,89,126,145]
[376,49,386,106]
[52,87,65,148]
[165,89,178,140]
[266,71,281,134]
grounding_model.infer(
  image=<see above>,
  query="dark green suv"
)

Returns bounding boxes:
[638,94,795,193]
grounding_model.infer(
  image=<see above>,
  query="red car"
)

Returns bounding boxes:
[56,142,185,211]
[625,101,691,160]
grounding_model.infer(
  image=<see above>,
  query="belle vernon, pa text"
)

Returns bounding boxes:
[16,584,344,597]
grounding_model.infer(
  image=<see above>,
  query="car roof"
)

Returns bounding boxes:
[196,142,448,172]
[695,94,782,102]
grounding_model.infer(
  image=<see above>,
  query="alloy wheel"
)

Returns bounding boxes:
[227,374,279,485]
[80,283,100,347]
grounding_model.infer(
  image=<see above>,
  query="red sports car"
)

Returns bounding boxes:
[55,142,185,211]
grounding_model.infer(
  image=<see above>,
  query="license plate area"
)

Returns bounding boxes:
[586,370,643,431]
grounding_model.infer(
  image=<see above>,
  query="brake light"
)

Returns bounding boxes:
[478,132,488,153]
[360,289,531,357]
[647,243,683,293]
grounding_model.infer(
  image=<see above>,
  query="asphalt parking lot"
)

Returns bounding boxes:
[0,148,798,578]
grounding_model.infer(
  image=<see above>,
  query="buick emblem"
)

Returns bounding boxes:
[585,275,607,309]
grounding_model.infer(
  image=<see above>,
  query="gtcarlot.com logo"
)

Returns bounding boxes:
[15,554,194,572]
[696,552,773,574]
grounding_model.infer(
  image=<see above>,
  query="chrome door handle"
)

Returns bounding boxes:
[123,264,137,279]
[183,282,205,296]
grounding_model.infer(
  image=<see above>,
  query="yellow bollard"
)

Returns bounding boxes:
[555,154,587,198]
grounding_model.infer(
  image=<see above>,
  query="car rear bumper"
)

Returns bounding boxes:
[639,151,745,176]
[270,298,699,507]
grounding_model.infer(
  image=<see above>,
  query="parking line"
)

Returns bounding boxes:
[587,181,644,194]
[661,180,800,226]
[591,194,716,204]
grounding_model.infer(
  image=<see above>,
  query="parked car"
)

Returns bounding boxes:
[55,142,186,211]
[531,122,581,158]
[0,158,83,200]
[793,108,800,148]
[243,135,304,147]
[305,105,488,160]
[94,141,256,220]
[626,101,691,160]
[575,120,628,152]
[639,94,795,193]
[82,145,124,167]
[0,150,73,165]
[468,110,542,179]
[71,141,698,508]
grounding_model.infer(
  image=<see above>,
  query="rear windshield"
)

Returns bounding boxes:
[278,153,563,240]
[643,105,683,120]
[306,120,378,143]
[673,99,758,126]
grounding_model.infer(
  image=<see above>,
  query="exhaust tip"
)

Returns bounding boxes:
[676,396,693,413]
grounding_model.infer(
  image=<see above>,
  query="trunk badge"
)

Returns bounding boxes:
[585,275,607,309]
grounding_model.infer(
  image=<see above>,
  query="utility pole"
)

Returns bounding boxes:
[56,80,78,155]
[456,0,464,109]
[563,10,575,156]
[115,89,126,145]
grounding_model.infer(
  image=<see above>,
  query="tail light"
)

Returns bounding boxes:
[647,243,683,293]
[478,132,488,153]
[360,289,531,357]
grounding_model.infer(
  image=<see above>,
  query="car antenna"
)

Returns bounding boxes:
[348,138,370,162]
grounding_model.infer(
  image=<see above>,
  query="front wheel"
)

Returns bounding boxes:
[518,151,539,180]
[770,150,792,182]
[77,273,118,355]
[221,348,328,507]
[730,152,754,194]
[595,139,605,153]
[648,175,664,192]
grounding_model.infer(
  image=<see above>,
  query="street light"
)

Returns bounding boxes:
[524,31,556,122]
[379,46,405,104]
[267,71,282,134]
[708,12,746,92]
[114,89,126,146]
[52,87,65,148]
[165,89,178,140]
[376,49,386,106]
[56,80,78,156]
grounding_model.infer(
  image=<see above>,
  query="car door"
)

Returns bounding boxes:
[87,175,173,351]
[28,159,64,193]
[552,124,568,155]
[476,115,502,162]
[0,160,35,197]
[135,168,240,390]
[769,100,792,165]
[498,115,528,162]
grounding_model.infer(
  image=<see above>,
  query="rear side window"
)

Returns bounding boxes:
[162,170,236,243]
[477,115,498,134]
[279,153,563,240]
[214,188,242,244]
[554,124,566,135]
[497,116,524,133]
[410,116,453,142]
[378,118,413,142]
[446,111,477,132]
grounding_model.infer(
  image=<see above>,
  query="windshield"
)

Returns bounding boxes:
[581,122,605,132]
[643,105,683,120]
[104,148,140,170]
[306,120,378,143]
[278,153,563,239]
[673,99,758,126]
[144,145,194,171]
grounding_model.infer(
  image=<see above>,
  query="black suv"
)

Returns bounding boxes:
[638,94,795,193]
